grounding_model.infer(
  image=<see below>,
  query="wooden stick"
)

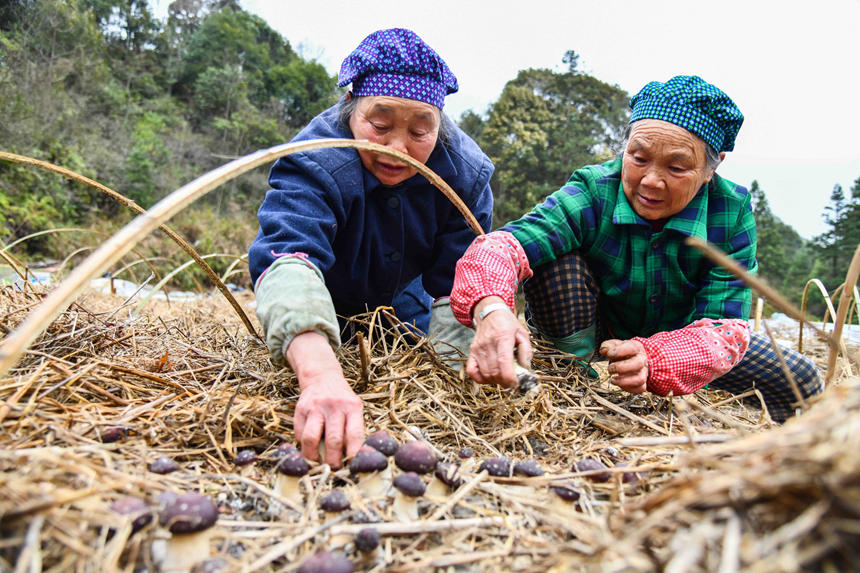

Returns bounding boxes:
[588,391,669,435]
[329,516,505,537]
[826,244,860,383]
[617,434,735,446]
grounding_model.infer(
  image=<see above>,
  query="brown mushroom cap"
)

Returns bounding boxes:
[149,456,180,474]
[354,527,381,553]
[297,550,354,573]
[109,497,153,533]
[513,459,544,477]
[277,451,311,477]
[99,426,129,443]
[364,430,399,457]
[550,482,581,502]
[348,445,388,474]
[614,461,641,484]
[319,489,351,513]
[158,492,218,534]
[433,462,463,488]
[393,472,426,497]
[234,449,257,466]
[274,442,299,458]
[394,441,436,474]
[478,456,512,477]
[573,457,611,482]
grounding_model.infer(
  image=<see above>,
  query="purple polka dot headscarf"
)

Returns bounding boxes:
[338,28,458,109]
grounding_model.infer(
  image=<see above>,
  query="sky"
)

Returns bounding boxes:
[155,0,860,239]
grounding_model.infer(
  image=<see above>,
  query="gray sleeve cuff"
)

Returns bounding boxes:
[254,257,340,365]
[428,297,475,366]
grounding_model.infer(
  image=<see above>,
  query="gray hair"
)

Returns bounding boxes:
[338,95,452,145]
[621,123,722,171]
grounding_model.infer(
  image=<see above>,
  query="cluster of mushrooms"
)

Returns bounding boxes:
[106,429,640,572]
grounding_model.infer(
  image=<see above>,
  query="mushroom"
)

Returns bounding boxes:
[457,447,476,472]
[99,426,129,443]
[426,461,462,500]
[364,430,399,457]
[353,527,381,563]
[274,442,298,458]
[478,456,512,478]
[274,450,310,507]
[149,456,180,474]
[391,472,426,522]
[156,492,218,572]
[510,459,544,495]
[233,449,257,477]
[108,496,153,537]
[393,440,436,475]
[613,461,641,485]
[348,445,390,497]
[550,481,581,503]
[573,457,611,482]
[297,550,354,573]
[319,489,352,548]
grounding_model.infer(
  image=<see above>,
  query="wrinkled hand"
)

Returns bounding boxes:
[287,332,364,469]
[466,297,532,388]
[599,339,649,394]
[294,374,364,469]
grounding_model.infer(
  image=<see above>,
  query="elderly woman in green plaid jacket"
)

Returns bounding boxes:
[449,75,823,423]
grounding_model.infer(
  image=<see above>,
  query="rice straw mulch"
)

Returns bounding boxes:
[0,283,857,572]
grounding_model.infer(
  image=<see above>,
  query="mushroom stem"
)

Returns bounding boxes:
[160,529,212,572]
[275,474,303,506]
[425,476,449,501]
[392,491,419,522]
[323,512,353,548]
[357,470,390,498]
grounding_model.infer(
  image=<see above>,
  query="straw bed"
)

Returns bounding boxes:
[1,284,857,572]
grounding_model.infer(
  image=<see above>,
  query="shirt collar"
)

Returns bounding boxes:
[612,182,710,239]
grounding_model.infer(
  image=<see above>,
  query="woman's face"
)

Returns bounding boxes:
[621,119,716,221]
[349,95,441,186]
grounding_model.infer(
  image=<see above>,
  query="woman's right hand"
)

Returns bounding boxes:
[465,296,532,388]
[286,332,365,469]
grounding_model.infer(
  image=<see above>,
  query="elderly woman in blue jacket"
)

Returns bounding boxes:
[248,29,494,468]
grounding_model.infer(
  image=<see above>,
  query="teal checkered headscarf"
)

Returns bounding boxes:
[629,76,744,152]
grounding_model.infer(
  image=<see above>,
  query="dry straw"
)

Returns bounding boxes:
[1,145,858,571]
[0,282,857,571]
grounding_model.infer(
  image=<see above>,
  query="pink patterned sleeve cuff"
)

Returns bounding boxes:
[634,318,751,396]
[450,231,533,327]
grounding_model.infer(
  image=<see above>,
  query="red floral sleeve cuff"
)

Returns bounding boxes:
[634,318,751,396]
[450,231,533,327]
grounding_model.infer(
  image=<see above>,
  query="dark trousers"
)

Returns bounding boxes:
[523,251,824,422]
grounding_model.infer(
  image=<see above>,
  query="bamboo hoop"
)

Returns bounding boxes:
[0,139,483,378]
[825,244,860,384]
[132,253,246,315]
[0,151,260,339]
[799,278,839,353]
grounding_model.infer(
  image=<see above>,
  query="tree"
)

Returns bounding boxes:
[464,56,629,224]
[749,180,810,300]
[811,180,860,295]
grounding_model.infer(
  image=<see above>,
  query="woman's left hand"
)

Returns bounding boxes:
[599,339,649,394]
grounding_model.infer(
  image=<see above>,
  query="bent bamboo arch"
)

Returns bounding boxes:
[0,139,484,377]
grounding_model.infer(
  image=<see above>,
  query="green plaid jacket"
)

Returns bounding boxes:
[501,156,757,340]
